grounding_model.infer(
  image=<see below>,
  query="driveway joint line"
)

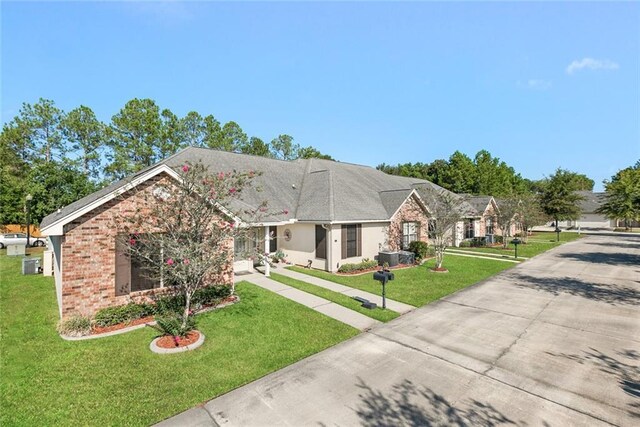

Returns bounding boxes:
[367,329,618,426]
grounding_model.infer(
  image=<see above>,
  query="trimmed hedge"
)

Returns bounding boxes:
[93,284,233,327]
[338,259,378,273]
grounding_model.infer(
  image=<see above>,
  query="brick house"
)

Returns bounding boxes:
[41,147,462,319]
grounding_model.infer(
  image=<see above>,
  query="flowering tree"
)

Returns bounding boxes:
[495,197,520,248]
[418,187,467,271]
[114,162,279,333]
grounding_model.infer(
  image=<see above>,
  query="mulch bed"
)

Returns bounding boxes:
[156,331,200,349]
[429,267,449,273]
[91,315,155,335]
[88,295,239,336]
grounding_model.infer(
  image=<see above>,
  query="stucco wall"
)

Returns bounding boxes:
[276,223,326,270]
[59,174,233,319]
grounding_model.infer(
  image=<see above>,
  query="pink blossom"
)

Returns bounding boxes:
[129,238,136,245]
[248,170,255,177]
[183,259,190,265]
[283,209,289,215]
[229,188,237,194]
[218,172,225,180]
[182,165,190,173]
[166,258,175,266]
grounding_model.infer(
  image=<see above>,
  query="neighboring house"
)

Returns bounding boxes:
[562,191,615,229]
[463,196,500,239]
[42,147,457,319]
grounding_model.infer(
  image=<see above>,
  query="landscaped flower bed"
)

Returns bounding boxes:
[58,285,236,339]
[156,330,200,349]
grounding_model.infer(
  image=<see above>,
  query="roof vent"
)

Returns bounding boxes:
[292,184,296,189]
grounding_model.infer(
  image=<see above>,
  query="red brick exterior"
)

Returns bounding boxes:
[60,174,233,319]
[387,194,429,251]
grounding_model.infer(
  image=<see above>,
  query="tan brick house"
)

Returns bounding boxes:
[41,147,460,319]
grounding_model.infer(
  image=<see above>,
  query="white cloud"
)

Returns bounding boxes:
[516,79,552,90]
[566,58,619,75]
[527,79,552,90]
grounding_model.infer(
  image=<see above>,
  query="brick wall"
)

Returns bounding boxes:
[387,195,429,251]
[60,174,233,319]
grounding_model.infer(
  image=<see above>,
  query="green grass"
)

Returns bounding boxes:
[457,231,584,258]
[269,273,400,322]
[289,256,513,307]
[0,254,358,426]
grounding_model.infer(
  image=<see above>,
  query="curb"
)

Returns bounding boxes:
[150,331,205,354]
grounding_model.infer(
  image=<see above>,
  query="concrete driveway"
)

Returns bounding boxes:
[159,235,640,426]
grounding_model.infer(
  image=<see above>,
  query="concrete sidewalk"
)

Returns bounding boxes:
[244,273,380,331]
[274,267,415,314]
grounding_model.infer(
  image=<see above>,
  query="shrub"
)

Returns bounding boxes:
[155,285,232,315]
[494,235,504,244]
[57,315,92,337]
[459,241,471,248]
[270,249,287,263]
[337,259,377,273]
[149,313,196,338]
[94,303,154,327]
[408,241,429,260]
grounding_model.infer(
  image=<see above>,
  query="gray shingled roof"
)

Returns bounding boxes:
[42,146,468,230]
[577,191,605,214]
[465,196,493,216]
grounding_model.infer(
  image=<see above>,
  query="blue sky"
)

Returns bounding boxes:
[2,1,639,190]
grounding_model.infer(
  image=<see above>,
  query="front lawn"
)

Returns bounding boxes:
[0,254,357,426]
[458,231,583,258]
[269,272,400,322]
[289,256,513,307]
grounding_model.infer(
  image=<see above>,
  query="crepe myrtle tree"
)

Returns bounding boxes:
[495,197,520,248]
[115,161,285,334]
[421,187,466,271]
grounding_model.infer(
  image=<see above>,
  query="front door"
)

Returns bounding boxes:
[269,226,277,253]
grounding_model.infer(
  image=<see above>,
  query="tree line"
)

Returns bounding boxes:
[377,150,594,197]
[0,98,333,225]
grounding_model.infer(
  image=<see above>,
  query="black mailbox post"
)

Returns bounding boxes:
[373,270,394,309]
[510,237,522,259]
[555,226,561,242]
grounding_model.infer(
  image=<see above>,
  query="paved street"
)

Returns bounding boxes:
[159,235,640,426]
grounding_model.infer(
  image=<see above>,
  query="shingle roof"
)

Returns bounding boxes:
[465,196,493,216]
[41,146,467,230]
[577,191,605,214]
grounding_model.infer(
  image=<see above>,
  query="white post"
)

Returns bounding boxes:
[264,226,270,254]
[264,257,271,277]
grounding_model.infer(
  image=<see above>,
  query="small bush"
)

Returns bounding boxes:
[94,303,154,327]
[459,241,471,248]
[270,249,287,263]
[337,259,377,273]
[155,285,232,315]
[57,315,92,337]
[494,235,504,244]
[408,241,429,260]
[150,313,196,338]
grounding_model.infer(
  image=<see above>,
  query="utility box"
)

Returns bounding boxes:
[7,244,26,256]
[378,251,399,267]
[22,258,40,275]
[398,251,415,265]
[43,250,54,276]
